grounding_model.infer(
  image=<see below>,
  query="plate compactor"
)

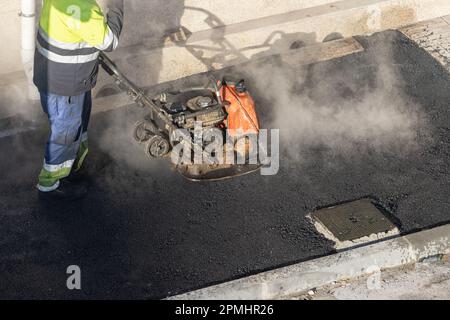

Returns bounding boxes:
[99,52,263,181]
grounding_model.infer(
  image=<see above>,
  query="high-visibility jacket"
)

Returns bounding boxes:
[33,0,123,96]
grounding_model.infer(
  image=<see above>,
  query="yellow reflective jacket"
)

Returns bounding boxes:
[34,0,123,96]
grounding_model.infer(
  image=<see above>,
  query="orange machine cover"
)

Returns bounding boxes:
[220,82,260,136]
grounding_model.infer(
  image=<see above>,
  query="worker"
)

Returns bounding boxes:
[33,0,124,200]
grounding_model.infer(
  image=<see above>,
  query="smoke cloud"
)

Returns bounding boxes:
[240,33,428,163]
[0,82,44,133]
[96,31,430,172]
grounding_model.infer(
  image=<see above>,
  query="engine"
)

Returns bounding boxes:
[153,90,227,130]
[132,78,259,160]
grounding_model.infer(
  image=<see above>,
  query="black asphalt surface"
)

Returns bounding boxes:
[1,31,449,299]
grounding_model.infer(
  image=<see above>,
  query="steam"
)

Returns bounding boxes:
[96,31,429,171]
[0,83,40,121]
[242,35,427,162]
[93,0,186,172]
[96,106,162,170]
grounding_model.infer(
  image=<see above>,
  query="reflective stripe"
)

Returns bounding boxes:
[37,30,98,57]
[74,139,89,172]
[36,41,99,64]
[33,52,99,96]
[38,159,74,188]
[38,27,95,51]
[95,27,115,51]
[43,159,75,173]
[37,180,60,192]
[113,34,119,50]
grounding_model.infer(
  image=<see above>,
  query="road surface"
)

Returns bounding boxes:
[0,31,449,299]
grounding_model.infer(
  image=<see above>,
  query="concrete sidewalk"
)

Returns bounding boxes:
[295,259,450,300]
[171,224,450,300]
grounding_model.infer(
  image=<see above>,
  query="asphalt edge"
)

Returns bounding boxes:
[168,224,450,300]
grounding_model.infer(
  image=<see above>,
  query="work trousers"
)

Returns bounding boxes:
[37,91,91,192]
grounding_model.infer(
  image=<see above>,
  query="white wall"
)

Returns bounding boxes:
[2,0,450,80]
[0,0,342,75]
[0,1,22,75]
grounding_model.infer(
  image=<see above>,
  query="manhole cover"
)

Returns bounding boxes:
[309,198,399,249]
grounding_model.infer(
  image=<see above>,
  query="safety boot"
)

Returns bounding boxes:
[38,179,88,201]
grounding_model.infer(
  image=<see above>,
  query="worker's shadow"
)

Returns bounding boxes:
[160,7,352,128]
[94,4,349,127]
[95,0,186,98]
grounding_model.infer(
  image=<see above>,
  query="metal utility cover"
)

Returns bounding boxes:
[311,198,397,242]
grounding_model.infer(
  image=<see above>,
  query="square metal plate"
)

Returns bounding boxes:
[311,198,397,242]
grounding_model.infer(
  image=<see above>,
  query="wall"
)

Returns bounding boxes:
[0,1,21,75]
[0,0,372,76]
[1,0,450,85]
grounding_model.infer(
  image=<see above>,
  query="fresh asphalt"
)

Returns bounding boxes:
[0,31,449,299]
